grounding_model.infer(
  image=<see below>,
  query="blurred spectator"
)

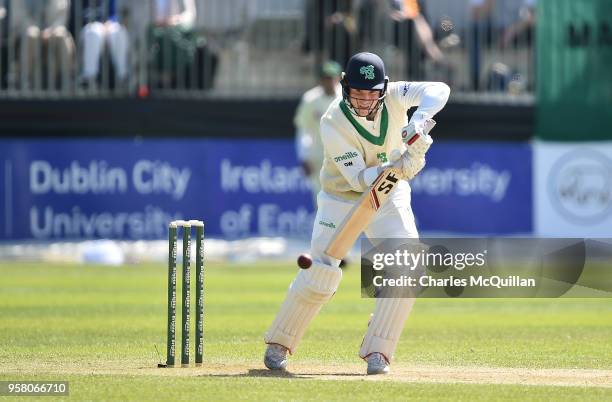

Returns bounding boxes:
[294,60,342,204]
[502,0,536,93]
[10,0,75,90]
[394,0,447,79]
[74,0,129,89]
[150,0,197,88]
[501,0,536,49]
[359,0,446,80]
[114,0,152,94]
[153,0,195,30]
[470,0,496,91]
[469,0,535,91]
[303,0,358,68]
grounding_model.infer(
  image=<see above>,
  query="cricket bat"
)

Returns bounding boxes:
[324,119,436,260]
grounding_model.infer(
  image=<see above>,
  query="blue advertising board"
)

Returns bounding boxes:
[0,139,315,240]
[0,139,532,240]
[411,141,532,234]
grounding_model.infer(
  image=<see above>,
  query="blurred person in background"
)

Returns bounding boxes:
[469,0,535,91]
[469,0,495,90]
[150,0,197,89]
[391,0,447,79]
[294,60,343,207]
[112,1,152,95]
[359,0,447,80]
[501,0,536,49]
[74,0,129,89]
[303,0,359,68]
[500,0,535,93]
[10,0,74,90]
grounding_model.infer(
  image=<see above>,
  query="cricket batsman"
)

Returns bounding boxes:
[264,52,450,374]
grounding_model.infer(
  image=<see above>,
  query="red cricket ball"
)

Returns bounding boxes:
[297,253,312,269]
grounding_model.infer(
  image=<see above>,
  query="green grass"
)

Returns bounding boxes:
[0,262,611,401]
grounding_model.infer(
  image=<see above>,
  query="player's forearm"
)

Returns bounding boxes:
[357,166,384,191]
[412,82,450,119]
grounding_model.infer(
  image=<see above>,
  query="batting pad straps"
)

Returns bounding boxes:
[359,297,416,363]
[358,166,383,191]
[264,262,343,353]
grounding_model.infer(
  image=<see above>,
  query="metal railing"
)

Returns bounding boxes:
[0,0,535,103]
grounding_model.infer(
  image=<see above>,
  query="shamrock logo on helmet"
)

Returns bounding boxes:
[359,65,375,80]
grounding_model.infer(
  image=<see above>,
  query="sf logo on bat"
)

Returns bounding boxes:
[376,171,399,194]
[369,170,400,211]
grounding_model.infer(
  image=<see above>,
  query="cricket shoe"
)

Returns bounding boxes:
[264,343,288,370]
[366,353,390,375]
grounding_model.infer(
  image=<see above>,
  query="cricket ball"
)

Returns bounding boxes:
[297,253,312,269]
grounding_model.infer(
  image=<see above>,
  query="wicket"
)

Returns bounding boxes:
[161,219,204,368]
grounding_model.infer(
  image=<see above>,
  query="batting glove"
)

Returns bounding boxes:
[388,149,426,181]
[401,118,436,157]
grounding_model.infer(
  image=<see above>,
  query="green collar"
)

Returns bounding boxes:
[339,100,388,146]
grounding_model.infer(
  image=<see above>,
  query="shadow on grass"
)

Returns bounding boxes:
[198,369,364,379]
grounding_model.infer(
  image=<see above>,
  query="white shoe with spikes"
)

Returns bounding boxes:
[264,344,288,371]
[366,353,390,375]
